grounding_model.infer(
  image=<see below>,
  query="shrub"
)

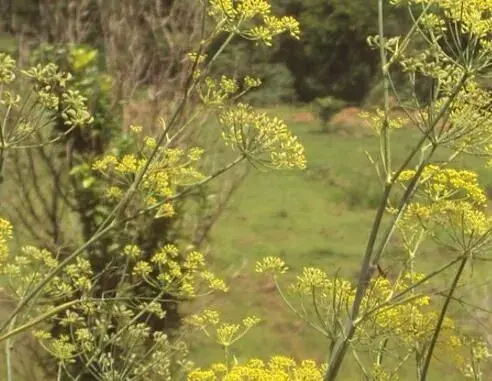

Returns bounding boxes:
[313,96,348,126]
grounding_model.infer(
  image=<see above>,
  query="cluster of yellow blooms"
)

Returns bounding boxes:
[199,75,241,105]
[93,125,205,218]
[0,217,228,379]
[185,309,260,348]
[207,0,300,46]
[397,165,487,206]
[381,0,492,159]
[198,75,262,106]
[435,82,492,155]
[396,165,491,250]
[0,53,16,84]
[390,0,492,51]
[188,356,323,381]
[35,318,192,379]
[360,275,463,359]
[255,255,289,274]
[219,103,306,169]
[23,63,93,127]
[0,242,92,304]
[359,108,408,135]
[0,53,92,150]
[127,243,228,297]
[0,217,12,262]
[193,73,305,170]
[184,307,326,380]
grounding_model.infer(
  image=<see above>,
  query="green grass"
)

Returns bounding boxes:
[188,104,492,379]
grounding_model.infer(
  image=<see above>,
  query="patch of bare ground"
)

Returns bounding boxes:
[290,111,316,124]
[326,106,372,137]
[325,105,422,137]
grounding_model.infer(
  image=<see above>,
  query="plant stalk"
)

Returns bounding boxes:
[418,255,468,380]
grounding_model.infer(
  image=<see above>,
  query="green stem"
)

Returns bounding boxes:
[0,300,79,343]
[5,316,16,381]
[372,143,438,262]
[325,144,436,381]
[0,148,4,185]
[78,291,166,375]
[325,181,392,380]
[376,338,389,367]
[57,363,62,381]
[418,255,468,380]
[378,0,391,179]
[360,256,462,321]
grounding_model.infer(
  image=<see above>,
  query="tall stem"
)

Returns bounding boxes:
[418,255,468,380]
[378,0,391,180]
[5,316,17,381]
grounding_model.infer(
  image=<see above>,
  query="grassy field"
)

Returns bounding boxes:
[187,104,492,379]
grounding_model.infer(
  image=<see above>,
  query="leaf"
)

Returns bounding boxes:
[82,176,96,189]
[69,164,89,176]
[70,48,98,71]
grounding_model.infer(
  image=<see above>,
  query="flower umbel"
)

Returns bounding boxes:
[219,103,306,169]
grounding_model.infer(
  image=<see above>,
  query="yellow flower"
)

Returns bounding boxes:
[122,244,142,259]
[0,53,16,83]
[207,0,300,46]
[0,217,13,240]
[132,261,152,277]
[187,356,322,380]
[255,256,288,274]
[219,104,306,169]
[155,202,176,218]
[0,217,13,262]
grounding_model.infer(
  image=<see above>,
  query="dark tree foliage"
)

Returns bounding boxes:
[1,0,411,105]
[276,0,410,103]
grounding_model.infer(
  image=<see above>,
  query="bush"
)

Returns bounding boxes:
[313,96,347,125]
